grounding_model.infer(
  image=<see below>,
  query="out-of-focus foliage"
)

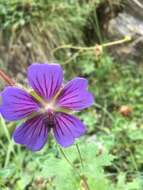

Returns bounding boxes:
[0,0,102,64]
[0,0,143,190]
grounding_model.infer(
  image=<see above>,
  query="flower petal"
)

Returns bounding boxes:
[0,87,39,121]
[13,115,48,151]
[57,77,94,110]
[53,112,86,147]
[28,63,63,101]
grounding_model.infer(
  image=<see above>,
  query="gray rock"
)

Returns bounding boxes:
[125,0,143,19]
[107,11,143,62]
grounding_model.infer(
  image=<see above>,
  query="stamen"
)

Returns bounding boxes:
[30,90,46,106]
[52,87,63,102]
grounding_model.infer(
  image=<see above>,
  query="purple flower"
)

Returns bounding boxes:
[0,63,94,151]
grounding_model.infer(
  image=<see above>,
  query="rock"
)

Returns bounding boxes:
[102,0,143,62]
[125,0,143,19]
[107,11,143,62]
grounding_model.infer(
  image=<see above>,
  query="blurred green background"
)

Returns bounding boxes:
[0,0,143,189]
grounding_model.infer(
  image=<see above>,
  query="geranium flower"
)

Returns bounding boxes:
[0,63,94,151]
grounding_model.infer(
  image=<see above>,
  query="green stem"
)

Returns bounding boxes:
[59,146,82,177]
[76,144,84,169]
[4,143,13,167]
[59,146,90,189]
[1,116,11,145]
[59,147,75,169]
[0,116,15,167]
[52,36,132,53]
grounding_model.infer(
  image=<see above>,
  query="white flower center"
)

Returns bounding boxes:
[44,103,54,111]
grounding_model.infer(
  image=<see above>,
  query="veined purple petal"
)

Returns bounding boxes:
[0,87,39,121]
[53,112,86,147]
[57,77,94,111]
[13,115,48,151]
[28,63,63,101]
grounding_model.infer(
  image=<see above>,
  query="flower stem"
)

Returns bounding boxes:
[0,116,15,167]
[59,146,90,189]
[102,36,132,48]
[59,146,82,177]
[0,69,15,86]
[76,143,84,169]
[52,36,132,53]
[59,147,75,169]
